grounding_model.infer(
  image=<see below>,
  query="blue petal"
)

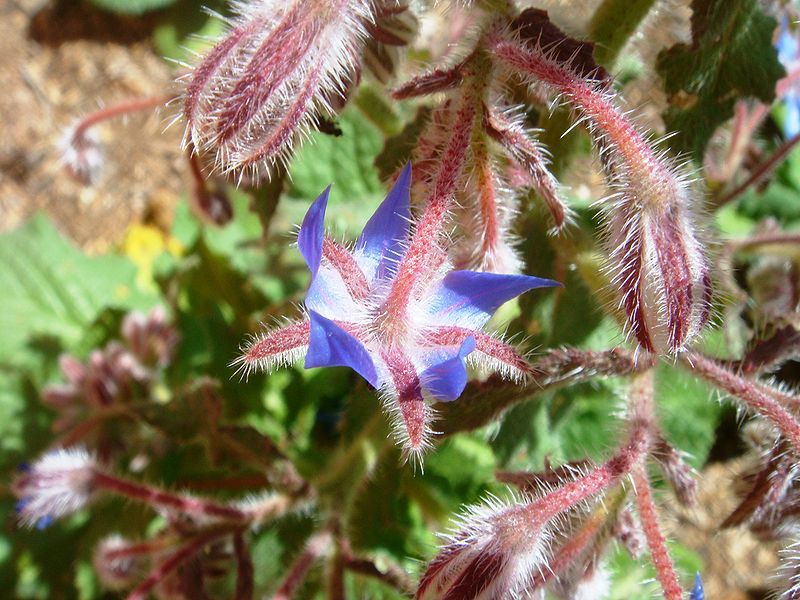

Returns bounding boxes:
[304,311,378,387]
[355,163,412,279]
[427,270,559,328]
[298,186,331,277]
[421,336,476,401]
[784,93,800,138]
[690,572,704,600]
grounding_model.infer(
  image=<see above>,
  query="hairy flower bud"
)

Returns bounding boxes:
[182,0,373,177]
[14,448,98,528]
[416,497,552,600]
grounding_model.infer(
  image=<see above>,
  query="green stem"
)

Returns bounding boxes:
[588,0,658,68]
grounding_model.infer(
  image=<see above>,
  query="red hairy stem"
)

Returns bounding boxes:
[382,77,480,322]
[715,131,800,208]
[489,37,661,186]
[392,61,468,99]
[685,352,800,451]
[483,105,567,231]
[92,472,250,522]
[523,388,652,527]
[72,95,173,138]
[489,13,710,355]
[233,532,255,600]
[126,530,228,600]
[632,464,683,600]
[473,130,503,261]
[322,237,370,300]
[271,530,332,600]
[104,538,172,560]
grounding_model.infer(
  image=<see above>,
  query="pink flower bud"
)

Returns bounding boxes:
[182,0,373,177]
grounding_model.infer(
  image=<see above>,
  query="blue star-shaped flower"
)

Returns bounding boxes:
[237,164,557,457]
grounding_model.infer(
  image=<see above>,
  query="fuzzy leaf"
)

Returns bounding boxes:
[0,215,153,365]
[656,0,784,161]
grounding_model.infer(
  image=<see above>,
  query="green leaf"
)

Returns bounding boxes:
[0,215,153,366]
[288,107,386,209]
[89,0,177,15]
[656,0,784,161]
[656,363,721,467]
[152,0,228,63]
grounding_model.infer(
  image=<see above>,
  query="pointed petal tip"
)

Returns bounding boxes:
[304,311,379,388]
[422,336,476,402]
[298,186,332,276]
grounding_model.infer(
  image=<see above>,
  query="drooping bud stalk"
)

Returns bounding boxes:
[685,351,800,453]
[59,95,171,185]
[489,9,712,354]
[182,0,374,178]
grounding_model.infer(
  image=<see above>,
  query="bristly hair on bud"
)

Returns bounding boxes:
[488,8,712,355]
[181,0,374,180]
[416,494,554,600]
[14,447,98,528]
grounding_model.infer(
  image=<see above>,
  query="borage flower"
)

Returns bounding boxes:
[236,164,557,459]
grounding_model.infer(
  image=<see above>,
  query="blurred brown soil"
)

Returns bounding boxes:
[665,458,780,600]
[0,0,185,253]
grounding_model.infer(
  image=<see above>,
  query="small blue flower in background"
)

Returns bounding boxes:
[777,17,800,138]
[690,571,705,600]
[237,163,558,459]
